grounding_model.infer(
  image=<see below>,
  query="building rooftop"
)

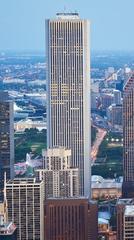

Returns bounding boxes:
[125,205,134,217]
[56,12,79,20]
[0,222,16,236]
[6,178,42,185]
[117,198,134,205]
[91,175,122,189]
[98,218,109,225]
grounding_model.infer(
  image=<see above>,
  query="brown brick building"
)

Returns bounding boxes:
[44,198,98,240]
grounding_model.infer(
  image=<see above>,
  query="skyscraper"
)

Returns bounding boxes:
[0,91,14,201]
[46,12,90,197]
[117,198,134,240]
[6,178,44,240]
[36,147,79,198]
[44,198,98,240]
[122,74,134,198]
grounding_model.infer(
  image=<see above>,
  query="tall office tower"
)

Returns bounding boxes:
[0,91,14,201]
[117,198,134,240]
[44,198,98,240]
[6,178,44,240]
[36,147,79,198]
[122,74,134,198]
[46,12,90,196]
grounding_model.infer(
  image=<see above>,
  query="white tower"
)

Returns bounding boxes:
[46,13,91,197]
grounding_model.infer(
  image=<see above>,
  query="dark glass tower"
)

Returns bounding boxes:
[0,91,14,201]
[122,74,134,197]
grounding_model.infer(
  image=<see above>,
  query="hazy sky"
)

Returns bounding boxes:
[0,0,134,52]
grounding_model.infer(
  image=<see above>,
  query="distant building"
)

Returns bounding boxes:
[6,178,44,240]
[92,175,122,200]
[113,89,122,105]
[91,82,100,111]
[36,148,79,198]
[117,198,134,240]
[101,94,113,109]
[14,118,47,132]
[44,198,98,240]
[0,222,17,240]
[105,67,115,79]
[122,73,134,198]
[107,104,122,128]
[0,91,14,201]
[46,12,90,197]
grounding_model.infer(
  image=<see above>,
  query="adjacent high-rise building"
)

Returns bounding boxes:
[0,176,17,240]
[44,198,98,240]
[0,91,14,201]
[6,178,44,240]
[122,73,134,198]
[117,198,134,240]
[36,147,79,198]
[46,12,90,196]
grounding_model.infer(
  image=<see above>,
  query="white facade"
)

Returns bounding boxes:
[124,205,134,240]
[36,147,79,198]
[46,13,90,197]
[6,178,44,240]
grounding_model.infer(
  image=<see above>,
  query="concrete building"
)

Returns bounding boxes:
[124,206,134,239]
[107,104,122,128]
[113,89,122,105]
[122,73,134,198]
[36,148,79,198]
[44,198,98,240]
[46,12,90,197]
[117,198,134,240]
[91,81,100,111]
[0,91,14,201]
[6,178,44,240]
[101,94,113,109]
[14,118,47,132]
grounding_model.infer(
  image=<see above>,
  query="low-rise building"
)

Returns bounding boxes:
[92,176,122,200]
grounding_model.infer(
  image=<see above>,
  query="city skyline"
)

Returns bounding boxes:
[1,0,134,52]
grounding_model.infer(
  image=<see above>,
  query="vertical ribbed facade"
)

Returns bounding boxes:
[6,179,44,240]
[36,147,79,198]
[46,13,90,197]
[0,91,14,201]
[44,198,98,240]
[123,74,134,197]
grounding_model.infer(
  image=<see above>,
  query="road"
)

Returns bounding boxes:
[91,126,107,164]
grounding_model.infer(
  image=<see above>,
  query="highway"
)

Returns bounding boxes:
[91,126,107,164]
